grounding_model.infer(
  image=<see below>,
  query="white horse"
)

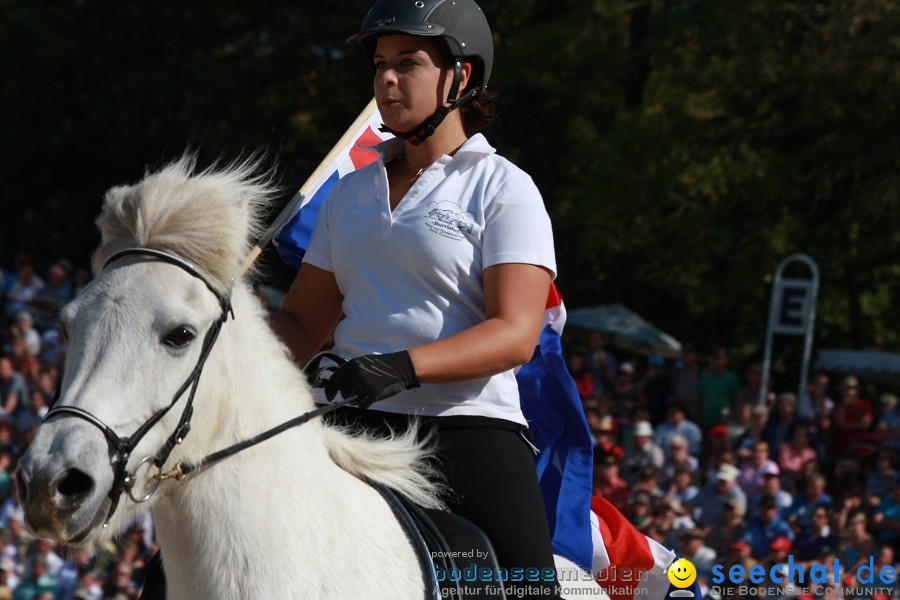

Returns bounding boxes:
[16,156,607,600]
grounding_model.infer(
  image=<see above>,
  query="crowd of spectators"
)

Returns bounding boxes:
[567,331,900,599]
[0,254,153,600]
[5,249,900,600]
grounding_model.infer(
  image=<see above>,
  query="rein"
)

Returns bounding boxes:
[43,247,349,525]
[154,352,351,481]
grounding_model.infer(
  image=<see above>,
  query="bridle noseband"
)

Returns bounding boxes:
[43,247,232,526]
[43,247,354,528]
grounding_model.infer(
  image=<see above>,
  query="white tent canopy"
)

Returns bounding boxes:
[566,304,683,358]
[815,349,900,387]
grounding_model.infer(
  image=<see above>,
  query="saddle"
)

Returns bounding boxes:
[373,482,507,600]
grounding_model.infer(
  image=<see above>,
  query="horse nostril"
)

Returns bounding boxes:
[57,469,94,500]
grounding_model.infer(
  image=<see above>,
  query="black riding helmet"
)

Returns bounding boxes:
[347,0,494,145]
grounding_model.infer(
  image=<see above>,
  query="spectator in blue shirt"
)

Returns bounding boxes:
[742,493,795,560]
[653,403,702,458]
[787,473,833,530]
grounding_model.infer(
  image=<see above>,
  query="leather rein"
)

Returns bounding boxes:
[43,247,351,526]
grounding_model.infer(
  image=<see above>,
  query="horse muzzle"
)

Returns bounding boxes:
[17,424,114,544]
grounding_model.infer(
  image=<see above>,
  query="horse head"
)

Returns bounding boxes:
[17,155,276,544]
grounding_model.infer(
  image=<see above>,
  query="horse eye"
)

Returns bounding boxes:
[164,326,196,349]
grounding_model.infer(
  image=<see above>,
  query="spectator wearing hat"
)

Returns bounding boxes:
[832,375,873,455]
[653,403,702,458]
[637,355,670,424]
[627,490,654,530]
[586,412,617,447]
[726,541,759,577]
[665,465,699,508]
[694,463,747,528]
[765,535,792,568]
[679,528,717,577]
[660,435,698,489]
[698,347,740,429]
[786,473,833,531]
[671,342,702,424]
[707,499,747,558]
[621,421,664,486]
[756,466,793,519]
[656,498,696,549]
[875,393,900,451]
[611,362,639,416]
[794,505,838,565]
[628,467,664,507]
[741,493,794,560]
[702,424,730,462]
[592,442,629,511]
[738,441,780,500]
[778,426,819,484]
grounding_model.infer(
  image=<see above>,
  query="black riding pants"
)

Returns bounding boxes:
[326,407,563,600]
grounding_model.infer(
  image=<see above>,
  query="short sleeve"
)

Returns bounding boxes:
[301,184,340,273]
[481,167,557,279]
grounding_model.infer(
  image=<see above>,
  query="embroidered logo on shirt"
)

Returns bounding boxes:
[424,201,476,240]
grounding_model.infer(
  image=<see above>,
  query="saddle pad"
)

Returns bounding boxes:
[373,483,507,600]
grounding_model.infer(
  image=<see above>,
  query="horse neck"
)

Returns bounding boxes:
[149,285,326,592]
[147,284,421,599]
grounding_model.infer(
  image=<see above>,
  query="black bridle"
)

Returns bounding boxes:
[43,247,233,526]
[43,247,353,527]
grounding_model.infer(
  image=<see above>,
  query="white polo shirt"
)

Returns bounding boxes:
[303,134,556,424]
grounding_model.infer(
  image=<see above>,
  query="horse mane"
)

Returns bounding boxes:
[91,153,445,510]
[92,153,277,290]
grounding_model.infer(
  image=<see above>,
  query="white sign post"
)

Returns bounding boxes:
[760,254,820,406]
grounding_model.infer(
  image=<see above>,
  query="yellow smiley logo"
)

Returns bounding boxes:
[667,558,697,588]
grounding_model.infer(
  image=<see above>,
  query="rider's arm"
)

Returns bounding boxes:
[407,262,551,383]
[270,263,343,366]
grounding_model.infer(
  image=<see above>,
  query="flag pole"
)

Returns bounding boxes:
[240,97,379,274]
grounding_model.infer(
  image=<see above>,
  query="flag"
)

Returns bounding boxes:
[516,285,595,571]
[272,109,392,268]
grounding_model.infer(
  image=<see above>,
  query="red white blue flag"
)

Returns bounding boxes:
[272,110,392,268]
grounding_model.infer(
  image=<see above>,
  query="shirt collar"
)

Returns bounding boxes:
[370,133,496,164]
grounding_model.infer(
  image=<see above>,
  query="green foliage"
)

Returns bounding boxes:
[1,0,898,367]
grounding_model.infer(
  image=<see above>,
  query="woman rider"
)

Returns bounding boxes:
[273,1,563,597]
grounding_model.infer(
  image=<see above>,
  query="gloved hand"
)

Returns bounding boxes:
[324,351,420,409]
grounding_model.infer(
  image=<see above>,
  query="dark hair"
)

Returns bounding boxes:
[460,88,498,135]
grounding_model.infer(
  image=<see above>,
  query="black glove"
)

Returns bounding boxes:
[324,351,420,409]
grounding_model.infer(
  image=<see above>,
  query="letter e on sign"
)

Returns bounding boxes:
[773,279,812,335]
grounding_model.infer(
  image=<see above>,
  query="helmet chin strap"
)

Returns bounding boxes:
[379,60,481,146]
